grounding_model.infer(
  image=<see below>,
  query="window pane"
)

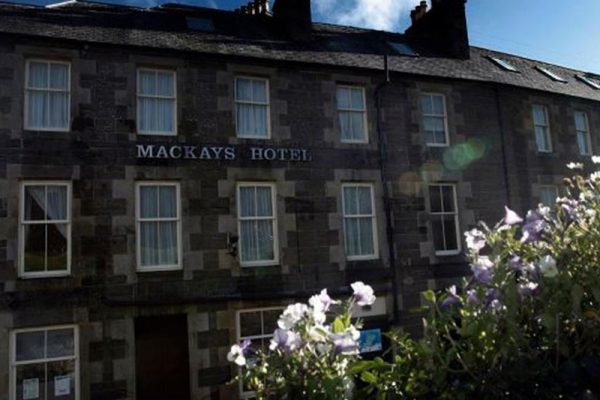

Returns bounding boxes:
[441,186,455,212]
[358,217,374,255]
[240,220,258,262]
[156,98,174,133]
[535,126,549,151]
[139,70,156,96]
[25,186,46,221]
[350,88,364,109]
[49,64,68,90]
[343,187,358,215]
[49,92,69,129]
[350,111,365,141]
[344,218,360,256]
[429,186,442,213]
[47,360,76,400]
[432,218,445,251]
[431,95,444,114]
[357,187,372,214]
[236,79,252,102]
[578,131,590,155]
[575,112,587,131]
[140,186,158,218]
[252,104,268,136]
[158,186,177,218]
[239,187,256,218]
[46,186,67,221]
[255,187,272,217]
[236,103,254,136]
[421,95,432,114]
[540,187,557,206]
[46,223,68,271]
[157,72,174,97]
[424,116,446,144]
[240,311,262,337]
[337,87,350,109]
[339,111,352,140]
[158,221,178,265]
[442,215,458,251]
[27,91,48,129]
[16,331,45,361]
[28,62,48,89]
[140,221,159,266]
[24,224,46,273]
[15,364,46,400]
[138,97,155,132]
[533,106,547,125]
[46,329,75,358]
[256,220,274,261]
[252,80,267,103]
[262,310,280,334]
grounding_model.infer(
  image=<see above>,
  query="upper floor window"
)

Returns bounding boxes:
[337,86,368,143]
[10,325,79,400]
[137,68,176,135]
[235,77,270,139]
[575,111,592,156]
[342,183,378,260]
[539,185,559,207]
[532,105,552,152]
[237,183,278,266]
[236,308,282,398]
[136,182,181,271]
[421,93,448,146]
[20,182,71,278]
[25,60,70,131]
[429,184,460,256]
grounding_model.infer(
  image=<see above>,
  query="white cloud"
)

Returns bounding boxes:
[312,0,425,31]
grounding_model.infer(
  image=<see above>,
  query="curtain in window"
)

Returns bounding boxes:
[575,112,590,155]
[343,186,374,257]
[27,62,69,130]
[138,71,175,134]
[239,186,274,263]
[236,79,268,137]
[139,185,178,267]
[337,87,366,141]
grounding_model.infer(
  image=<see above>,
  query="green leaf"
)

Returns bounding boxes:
[571,284,584,315]
[332,317,345,334]
[423,290,436,303]
[361,371,378,384]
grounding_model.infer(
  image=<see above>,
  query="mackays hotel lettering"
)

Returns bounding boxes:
[136,143,313,161]
[2,0,600,399]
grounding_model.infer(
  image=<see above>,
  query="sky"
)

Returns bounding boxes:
[5,0,600,74]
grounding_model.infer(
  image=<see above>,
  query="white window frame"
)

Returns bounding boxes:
[337,85,368,144]
[24,59,71,132]
[428,184,461,256]
[19,181,72,279]
[539,185,559,207]
[341,183,379,261]
[236,182,279,267]
[10,325,80,400]
[234,76,271,139]
[421,92,450,147]
[236,307,283,399]
[532,104,552,153]
[135,181,182,272]
[574,111,592,156]
[136,68,177,136]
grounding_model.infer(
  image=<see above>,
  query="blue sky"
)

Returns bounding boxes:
[6,0,600,74]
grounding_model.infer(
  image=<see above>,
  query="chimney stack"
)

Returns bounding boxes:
[272,0,312,41]
[405,0,470,59]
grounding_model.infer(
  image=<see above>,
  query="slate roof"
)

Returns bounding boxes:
[2,0,600,102]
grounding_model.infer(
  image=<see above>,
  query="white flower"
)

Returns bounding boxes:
[269,328,302,352]
[277,303,308,330]
[351,281,376,306]
[591,171,600,183]
[539,255,558,278]
[309,289,337,312]
[503,206,523,225]
[227,344,246,366]
[567,162,584,170]
[592,155,600,164]
[465,228,486,252]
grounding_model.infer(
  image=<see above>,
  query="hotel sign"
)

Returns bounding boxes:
[136,144,312,162]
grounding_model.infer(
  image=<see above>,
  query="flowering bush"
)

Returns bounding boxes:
[227,282,376,399]
[357,162,600,399]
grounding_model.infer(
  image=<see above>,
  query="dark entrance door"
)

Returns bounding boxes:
[135,315,191,400]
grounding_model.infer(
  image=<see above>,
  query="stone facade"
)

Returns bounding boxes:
[1,21,599,400]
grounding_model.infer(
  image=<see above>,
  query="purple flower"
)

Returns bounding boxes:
[509,255,526,272]
[351,281,376,307]
[269,329,302,353]
[518,282,539,296]
[521,210,549,243]
[227,339,252,366]
[441,285,462,309]
[503,206,523,225]
[465,228,486,253]
[309,289,336,313]
[558,198,578,221]
[466,289,480,306]
[471,257,494,285]
[489,299,503,312]
[331,327,360,355]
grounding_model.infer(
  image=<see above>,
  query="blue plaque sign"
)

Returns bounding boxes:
[359,329,383,353]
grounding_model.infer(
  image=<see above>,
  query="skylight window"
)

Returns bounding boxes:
[488,56,518,72]
[388,42,418,57]
[536,66,567,83]
[577,75,600,90]
[186,17,215,32]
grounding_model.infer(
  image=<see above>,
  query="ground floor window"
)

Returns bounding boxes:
[429,184,461,255]
[10,325,78,400]
[236,307,282,398]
